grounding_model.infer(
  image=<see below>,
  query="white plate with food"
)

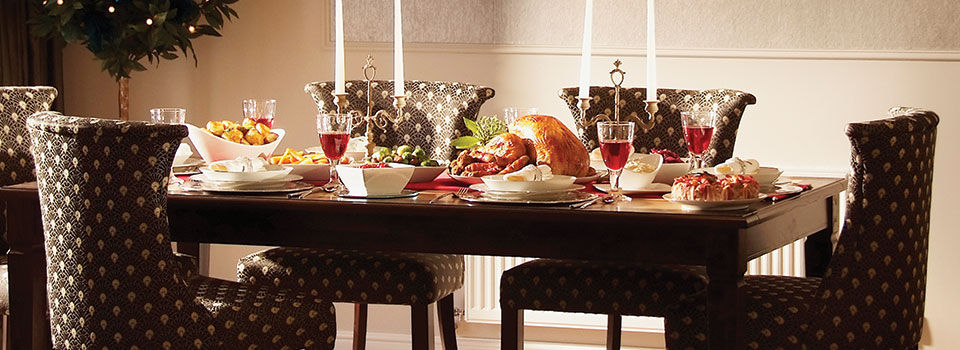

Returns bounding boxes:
[190,174,303,189]
[198,164,293,183]
[593,183,672,195]
[457,190,597,206]
[181,179,312,194]
[452,173,600,185]
[469,184,585,200]
[662,193,767,211]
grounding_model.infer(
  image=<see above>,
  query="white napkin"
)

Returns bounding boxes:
[209,157,268,172]
[504,164,553,182]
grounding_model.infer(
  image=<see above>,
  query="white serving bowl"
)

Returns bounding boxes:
[654,162,692,184]
[186,124,285,163]
[287,163,331,182]
[337,164,415,196]
[480,175,575,193]
[393,164,447,183]
[620,153,663,190]
[198,164,292,183]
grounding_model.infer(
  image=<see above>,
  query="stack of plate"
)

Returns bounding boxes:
[185,165,311,193]
[459,174,597,205]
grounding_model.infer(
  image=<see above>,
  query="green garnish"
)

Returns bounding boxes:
[451,115,508,149]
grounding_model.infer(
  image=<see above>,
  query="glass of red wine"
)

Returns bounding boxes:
[681,111,717,169]
[242,99,277,128]
[597,121,636,202]
[317,113,354,193]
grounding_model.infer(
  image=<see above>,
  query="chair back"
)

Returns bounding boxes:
[811,108,938,348]
[559,87,755,166]
[28,113,213,348]
[305,80,495,161]
[0,86,57,252]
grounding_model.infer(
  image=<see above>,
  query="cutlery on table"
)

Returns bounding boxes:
[288,186,321,199]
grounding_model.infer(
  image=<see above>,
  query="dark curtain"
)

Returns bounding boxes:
[0,0,64,111]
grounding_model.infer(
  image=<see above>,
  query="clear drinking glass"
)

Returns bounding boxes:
[681,111,717,169]
[317,113,354,193]
[242,99,277,128]
[149,108,186,124]
[503,107,538,125]
[597,121,635,202]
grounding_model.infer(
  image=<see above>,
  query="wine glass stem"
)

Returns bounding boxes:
[329,158,341,188]
[610,169,623,200]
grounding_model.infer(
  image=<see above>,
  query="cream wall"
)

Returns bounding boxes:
[60,1,958,349]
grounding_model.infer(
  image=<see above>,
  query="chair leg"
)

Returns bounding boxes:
[501,306,523,350]
[412,304,431,350]
[606,314,622,350]
[353,304,368,350]
[437,294,458,350]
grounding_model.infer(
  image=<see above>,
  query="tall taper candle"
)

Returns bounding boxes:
[334,0,345,95]
[394,0,404,97]
[577,0,593,99]
[646,0,657,101]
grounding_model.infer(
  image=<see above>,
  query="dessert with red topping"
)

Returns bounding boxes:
[671,173,759,201]
[650,148,683,163]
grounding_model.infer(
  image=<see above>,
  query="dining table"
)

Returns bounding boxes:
[1,174,844,350]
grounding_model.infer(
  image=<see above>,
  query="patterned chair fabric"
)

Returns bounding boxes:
[0,86,57,254]
[662,107,938,350]
[559,87,756,166]
[27,113,337,349]
[500,259,707,316]
[238,248,464,305]
[305,80,495,161]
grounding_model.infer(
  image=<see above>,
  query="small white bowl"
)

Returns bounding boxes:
[337,164,415,196]
[394,164,447,183]
[480,175,575,192]
[752,166,783,186]
[186,124,285,163]
[654,162,692,184]
[198,164,292,183]
[620,154,663,190]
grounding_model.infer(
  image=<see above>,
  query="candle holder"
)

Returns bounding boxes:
[330,55,406,156]
[578,60,658,132]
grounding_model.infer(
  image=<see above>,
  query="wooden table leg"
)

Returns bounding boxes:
[6,196,50,350]
[804,194,839,278]
[706,231,746,350]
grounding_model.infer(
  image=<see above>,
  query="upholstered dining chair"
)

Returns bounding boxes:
[559,87,757,166]
[27,113,338,349]
[305,80,496,161]
[659,107,938,350]
[0,86,57,345]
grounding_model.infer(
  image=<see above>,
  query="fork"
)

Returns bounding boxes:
[428,188,469,204]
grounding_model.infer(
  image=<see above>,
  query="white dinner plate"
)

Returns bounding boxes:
[198,165,293,183]
[338,189,420,199]
[180,180,313,194]
[662,193,767,211]
[456,190,597,205]
[452,173,602,185]
[469,184,585,200]
[173,158,203,168]
[189,174,304,191]
[593,183,672,195]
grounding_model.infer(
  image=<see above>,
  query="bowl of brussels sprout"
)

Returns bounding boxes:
[372,145,447,183]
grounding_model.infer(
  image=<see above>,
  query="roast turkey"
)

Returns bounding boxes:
[508,115,590,177]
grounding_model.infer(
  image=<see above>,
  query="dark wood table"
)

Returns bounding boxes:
[1,177,844,350]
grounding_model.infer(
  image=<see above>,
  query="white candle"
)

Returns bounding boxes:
[394,0,404,97]
[334,0,345,95]
[577,0,593,99]
[646,0,657,101]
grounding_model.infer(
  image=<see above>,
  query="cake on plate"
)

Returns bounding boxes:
[671,173,759,201]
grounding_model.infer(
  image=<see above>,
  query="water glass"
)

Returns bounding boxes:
[150,108,186,124]
[597,121,635,202]
[503,107,538,125]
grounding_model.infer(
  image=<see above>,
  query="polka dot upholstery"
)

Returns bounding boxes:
[27,113,337,349]
[238,248,464,305]
[0,86,57,254]
[305,80,495,161]
[559,87,756,166]
[500,259,707,316]
[663,108,939,349]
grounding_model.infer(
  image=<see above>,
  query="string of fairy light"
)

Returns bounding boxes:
[42,0,198,33]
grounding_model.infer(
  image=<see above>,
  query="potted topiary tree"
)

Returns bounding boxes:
[32,0,239,120]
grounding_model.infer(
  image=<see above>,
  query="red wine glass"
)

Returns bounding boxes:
[317,113,354,193]
[597,121,635,202]
[681,111,716,169]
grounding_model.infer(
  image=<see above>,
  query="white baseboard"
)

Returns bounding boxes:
[333,331,660,350]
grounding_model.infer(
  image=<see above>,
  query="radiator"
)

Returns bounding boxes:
[463,239,807,329]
